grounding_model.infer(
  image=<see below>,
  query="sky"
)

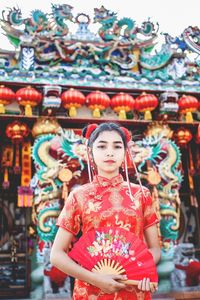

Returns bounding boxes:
[0,0,199,50]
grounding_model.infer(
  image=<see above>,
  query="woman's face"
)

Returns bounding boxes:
[91,130,125,178]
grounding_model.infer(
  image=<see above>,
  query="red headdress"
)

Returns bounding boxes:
[120,126,132,143]
[85,123,98,140]
[120,126,146,199]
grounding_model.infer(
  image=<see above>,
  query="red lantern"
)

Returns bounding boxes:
[135,92,158,120]
[6,121,29,173]
[0,85,15,114]
[110,92,135,120]
[85,90,110,118]
[61,88,85,117]
[6,121,29,143]
[178,95,199,122]
[16,86,42,116]
[173,128,192,147]
[6,121,32,206]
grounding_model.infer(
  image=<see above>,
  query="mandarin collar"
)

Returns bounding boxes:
[93,174,124,187]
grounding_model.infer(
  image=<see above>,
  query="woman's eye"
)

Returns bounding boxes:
[115,146,122,149]
[97,145,106,149]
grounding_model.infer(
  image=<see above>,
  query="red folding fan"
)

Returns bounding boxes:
[68,227,158,289]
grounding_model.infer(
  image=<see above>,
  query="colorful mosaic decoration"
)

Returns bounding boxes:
[0,5,199,93]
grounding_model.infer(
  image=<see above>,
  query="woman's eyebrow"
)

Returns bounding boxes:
[97,140,107,143]
[97,140,123,144]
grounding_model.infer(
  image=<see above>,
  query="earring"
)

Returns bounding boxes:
[90,156,96,171]
[86,148,96,182]
[86,148,92,183]
[121,162,125,172]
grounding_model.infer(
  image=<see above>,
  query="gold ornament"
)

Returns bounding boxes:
[32,117,61,138]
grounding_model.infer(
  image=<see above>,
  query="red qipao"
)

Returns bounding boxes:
[56,174,159,300]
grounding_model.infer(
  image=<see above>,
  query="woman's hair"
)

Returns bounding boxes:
[82,122,128,148]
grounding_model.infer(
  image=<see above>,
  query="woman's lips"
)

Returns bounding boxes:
[104,160,115,163]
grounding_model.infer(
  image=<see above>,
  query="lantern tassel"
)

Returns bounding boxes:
[93,108,101,118]
[119,109,126,120]
[144,110,152,120]
[25,104,33,117]
[69,106,77,117]
[3,167,10,189]
[62,182,69,199]
[18,186,33,207]
[186,111,193,123]
[0,103,5,114]
[1,145,14,188]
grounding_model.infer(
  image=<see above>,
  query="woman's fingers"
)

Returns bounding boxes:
[150,283,158,293]
[112,274,127,281]
[138,278,150,291]
[111,274,127,289]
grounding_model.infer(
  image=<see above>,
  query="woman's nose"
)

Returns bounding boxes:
[106,151,114,157]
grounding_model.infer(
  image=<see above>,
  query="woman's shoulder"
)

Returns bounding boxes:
[122,181,149,191]
[70,182,94,196]
[122,181,151,200]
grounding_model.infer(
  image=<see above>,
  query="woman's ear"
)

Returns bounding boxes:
[87,146,91,153]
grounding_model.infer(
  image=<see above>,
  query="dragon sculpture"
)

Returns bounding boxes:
[129,122,182,291]
[0,4,164,71]
[31,129,87,243]
[1,4,200,79]
[0,5,199,81]
[31,119,87,297]
[164,26,200,55]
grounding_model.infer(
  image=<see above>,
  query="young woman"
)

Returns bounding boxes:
[50,122,161,300]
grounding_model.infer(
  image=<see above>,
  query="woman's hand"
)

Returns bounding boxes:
[138,277,157,293]
[91,273,127,294]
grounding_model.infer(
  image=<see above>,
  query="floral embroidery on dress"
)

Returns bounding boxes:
[56,174,159,299]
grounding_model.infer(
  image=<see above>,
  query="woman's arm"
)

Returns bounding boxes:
[144,224,161,264]
[137,224,161,293]
[50,227,127,294]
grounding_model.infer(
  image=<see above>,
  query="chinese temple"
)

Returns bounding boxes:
[0,4,199,300]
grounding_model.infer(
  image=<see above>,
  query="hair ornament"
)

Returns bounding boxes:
[120,127,132,143]
[85,123,98,139]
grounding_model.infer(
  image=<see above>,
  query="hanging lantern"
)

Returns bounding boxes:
[135,92,158,120]
[18,140,33,207]
[85,90,110,118]
[6,121,29,173]
[6,121,32,206]
[16,86,43,117]
[61,88,85,117]
[173,128,192,147]
[178,95,199,122]
[110,92,135,120]
[1,145,14,189]
[0,85,15,114]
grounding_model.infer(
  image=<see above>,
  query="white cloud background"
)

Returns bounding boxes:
[0,0,199,50]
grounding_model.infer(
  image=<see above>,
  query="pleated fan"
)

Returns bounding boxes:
[68,227,158,289]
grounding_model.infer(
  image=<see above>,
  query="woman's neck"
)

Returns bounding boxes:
[96,170,119,179]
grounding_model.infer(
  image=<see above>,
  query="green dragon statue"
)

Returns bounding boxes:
[31,128,86,244]
[130,123,183,291]
[93,5,158,43]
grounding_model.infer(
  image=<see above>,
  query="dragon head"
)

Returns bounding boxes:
[51,4,74,21]
[93,6,117,24]
[2,6,23,26]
